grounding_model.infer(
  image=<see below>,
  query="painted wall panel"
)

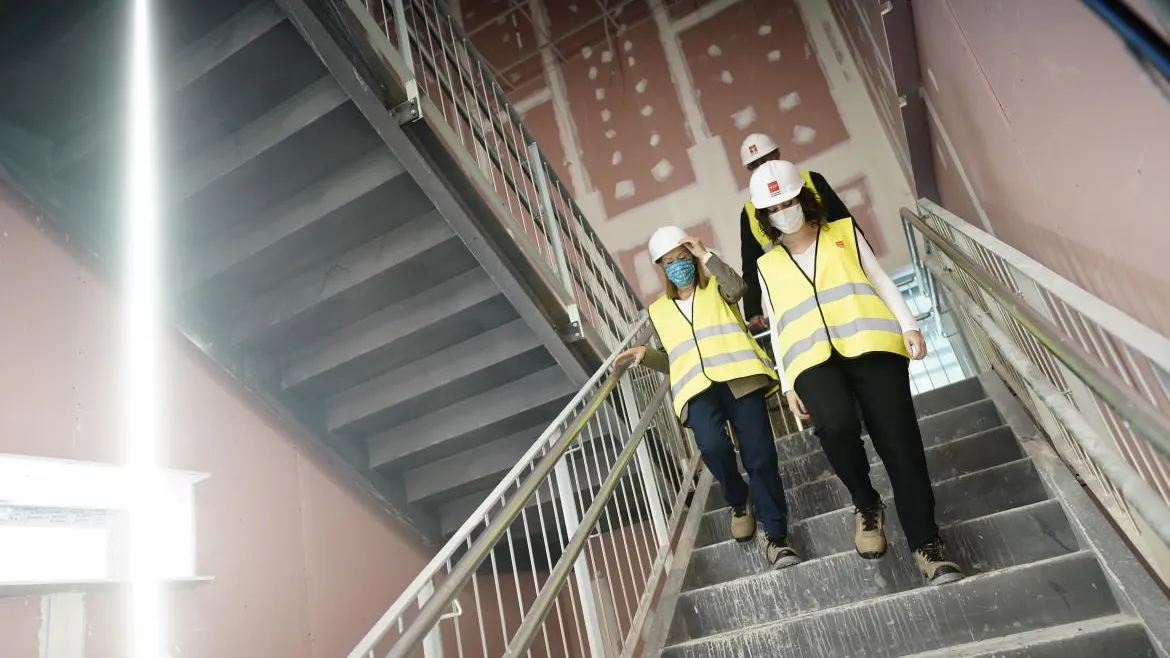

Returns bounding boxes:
[463,1,545,92]
[678,0,849,171]
[560,15,696,215]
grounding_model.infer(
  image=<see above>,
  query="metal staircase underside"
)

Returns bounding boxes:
[0,0,609,545]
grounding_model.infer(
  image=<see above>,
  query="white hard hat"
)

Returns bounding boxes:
[749,160,804,209]
[647,225,687,262]
[740,133,779,167]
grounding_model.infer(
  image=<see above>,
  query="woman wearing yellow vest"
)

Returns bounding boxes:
[748,160,965,586]
[615,226,801,570]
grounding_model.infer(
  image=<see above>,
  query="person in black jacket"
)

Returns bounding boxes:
[738,133,852,332]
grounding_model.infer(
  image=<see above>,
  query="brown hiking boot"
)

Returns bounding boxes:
[730,505,756,542]
[854,504,887,559]
[915,537,966,585]
[764,532,802,570]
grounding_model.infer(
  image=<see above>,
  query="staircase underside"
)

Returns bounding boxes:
[0,0,615,545]
[651,375,1170,658]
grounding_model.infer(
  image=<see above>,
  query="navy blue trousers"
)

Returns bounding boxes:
[687,383,789,538]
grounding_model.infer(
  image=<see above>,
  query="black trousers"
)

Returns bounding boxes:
[793,351,939,551]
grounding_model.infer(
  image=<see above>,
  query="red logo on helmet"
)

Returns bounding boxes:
[767,181,780,195]
[836,240,845,248]
[748,144,758,154]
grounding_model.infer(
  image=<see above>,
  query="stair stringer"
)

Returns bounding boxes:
[639,469,717,658]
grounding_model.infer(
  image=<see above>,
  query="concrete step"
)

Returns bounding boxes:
[280,269,514,398]
[707,427,1023,522]
[181,148,408,297]
[770,425,1020,503]
[696,457,1046,549]
[900,615,1156,657]
[225,210,471,349]
[669,499,1080,642]
[662,551,1116,658]
[326,319,550,436]
[910,377,985,417]
[684,497,1072,591]
[771,398,1001,464]
[402,423,549,505]
[365,366,576,469]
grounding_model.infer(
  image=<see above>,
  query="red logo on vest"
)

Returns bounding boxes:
[835,240,845,248]
[767,180,780,195]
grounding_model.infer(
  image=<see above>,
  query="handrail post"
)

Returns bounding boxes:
[552,459,609,658]
[527,140,582,336]
[389,0,420,121]
[902,210,942,334]
[622,375,670,549]
[417,581,442,658]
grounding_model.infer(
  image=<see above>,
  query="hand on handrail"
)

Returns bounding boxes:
[615,345,646,368]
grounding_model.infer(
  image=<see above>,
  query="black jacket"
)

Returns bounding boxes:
[740,170,851,320]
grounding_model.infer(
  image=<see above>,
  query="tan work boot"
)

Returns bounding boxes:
[854,504,887,559]
[730,504,756,542]
[764,532,802,569]
[915,537,966,585]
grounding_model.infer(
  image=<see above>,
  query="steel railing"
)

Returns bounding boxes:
[347,0,642,349]
[902,200,1170,559]
[348,315,702,658]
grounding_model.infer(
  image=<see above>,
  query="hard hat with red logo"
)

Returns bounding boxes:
[739,133,779,167]
[749,160,804,209]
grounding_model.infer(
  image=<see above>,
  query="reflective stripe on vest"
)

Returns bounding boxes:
[758,217,908,386]
[648,281,778,418]
[746,170,820,252]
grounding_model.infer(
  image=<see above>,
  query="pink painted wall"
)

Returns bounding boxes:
[0,183,435,657]
[911,0,1170,333]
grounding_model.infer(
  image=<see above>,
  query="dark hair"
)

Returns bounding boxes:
[756,187,829,244]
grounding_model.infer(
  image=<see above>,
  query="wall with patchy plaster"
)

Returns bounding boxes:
[0,184,436,658]
[908,0,1170,333]
[461,0,916,305]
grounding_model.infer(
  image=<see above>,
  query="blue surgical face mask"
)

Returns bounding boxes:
[664,259,696,287]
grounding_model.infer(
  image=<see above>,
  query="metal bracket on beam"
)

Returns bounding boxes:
[392,81,422,124]
[561,303,584,343]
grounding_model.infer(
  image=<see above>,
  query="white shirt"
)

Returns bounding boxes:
[760,233,918,392]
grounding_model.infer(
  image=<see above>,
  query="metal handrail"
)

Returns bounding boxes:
[386,361,635,657]
[901,207,1170,460]
[351,311,694,658]
[926,253,1170,548]
[346,316,649,658]
[503,378,671,658]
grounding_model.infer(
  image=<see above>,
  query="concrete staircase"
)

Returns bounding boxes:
[658,377,1164,657]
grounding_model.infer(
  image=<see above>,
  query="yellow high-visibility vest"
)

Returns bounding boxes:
[758,217,908,386]
[648,281,778,418]
[745,170,820,252]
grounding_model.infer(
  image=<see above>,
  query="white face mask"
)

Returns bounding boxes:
[768,205,805,234]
